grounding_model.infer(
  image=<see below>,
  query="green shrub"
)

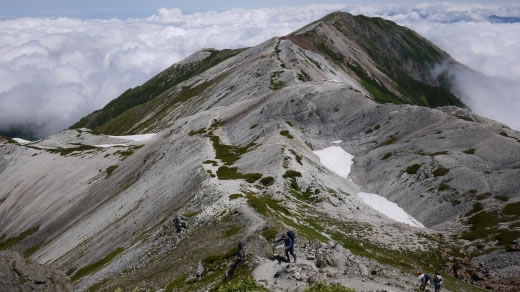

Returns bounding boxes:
[280,130,294,139]
[304,281,355,292]
[189,128,206,136]
[438,184,450,191]
[260,177,275,186]
[465,202,484,217]
[476,192,492,200]
[495,195,509,202]
[283,170,302,178]
[244,173,262,183]
[406,164,421,175]
[105,165,118,179]
[433,167,449,177]
[209,135,257,165]
[246,194,290,216]
[165,274,188,292]
[495,230,520,246]
[289,150,303,165]
[249,124,258,129]
[500,131,509,137]
[503,202,520,216]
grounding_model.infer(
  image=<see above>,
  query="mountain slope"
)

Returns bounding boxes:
[1,11,519,292]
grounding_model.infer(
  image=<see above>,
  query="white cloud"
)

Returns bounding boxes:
[0,3,519,138]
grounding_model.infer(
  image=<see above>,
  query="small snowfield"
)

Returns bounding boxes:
[313,145,424,228]
[13,138,31,144]
[108,133,157,142]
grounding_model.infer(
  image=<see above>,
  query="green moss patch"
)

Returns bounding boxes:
[246,194,290,216]
[189,128,207,136]
[223,226,241,238]
[229,194,243,200]
[261,227,278,241]
[216,166,262,183]
[495,195,509,202]
[165,274,188,292]
[433,167,449,177]
[0,226,39,250]
[209,135,257,165]
[283,170,302,178]
[47,144,99,156]
[71,247,124,281]
[280,130,294,139]
[289,149,303,165]
[260,176,275,186]
[105,165,119,179]
[503,202,520,216]
[405,164,421,175]
[476,192,492,201]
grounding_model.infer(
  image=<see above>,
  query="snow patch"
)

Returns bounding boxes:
[95,144,128,148]
[108,133,157,142]
[332,140,342,144]
[313,146,353,178]
[13,138,31,144]
[357,192,425,228]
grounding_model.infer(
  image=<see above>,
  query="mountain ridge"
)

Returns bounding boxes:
[1,11,519,292]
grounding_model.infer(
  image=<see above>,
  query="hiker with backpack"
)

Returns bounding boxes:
[273,230,297,263]
[433,272,443,292]
[418,272,431,291]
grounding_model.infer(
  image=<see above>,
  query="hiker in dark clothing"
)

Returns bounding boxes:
[273,231,296,262]
[433,272,443,292]
[418,272,431,291]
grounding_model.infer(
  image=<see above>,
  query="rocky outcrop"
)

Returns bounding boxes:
[0,250,72,291]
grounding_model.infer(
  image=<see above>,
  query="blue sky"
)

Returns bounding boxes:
[2,0,516,18]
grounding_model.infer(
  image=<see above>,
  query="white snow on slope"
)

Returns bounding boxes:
[313,146,353,178]
[13,138,31,144]
[358,192,425,228]
[332,140,342,144]
[314,145,424,228]
[108,133,157,142]
[95,144,128,148]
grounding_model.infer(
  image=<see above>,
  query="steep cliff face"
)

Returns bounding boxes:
[1,11,519,292]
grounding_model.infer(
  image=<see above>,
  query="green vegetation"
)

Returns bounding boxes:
[47,144,99,156]
[260,176,275,186]
[249,124,258,129]
[24,241,44,258]
[246,194,290,216]
[500,131,509,137]
[465,203,484,217]
[476,192,492,201]
[503,202,520,216]
[416,150,449,157]
[405,164,421,175]
[297,70,311,82]
[229,194,243,200]
[305,282,355,292]
[223,226,241,238]
[216,166,262,183]
[282,170,302,178]
[71,247,124,281]
[203,160,219,166]
[365,128,373,134]
[183,211,200,218]
[280,130,293,139]
[463,148,476,155]
[209,134,257,165]
[289,149,303,165]
[381,152,392,160]
[439,183,450,191]
[269,71,286,90]
[165,274,188,292]
[71,48,245,132]
[378,135,398,147]
[433,167,450,177]
[189,128,207,136]
[495,195,509,202]
[88,278,111,292]
[285,121,294,127]
[0,226,39,250]
[261,227,278,241]
[105,165,119,179]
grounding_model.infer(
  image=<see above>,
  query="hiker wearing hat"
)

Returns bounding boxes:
[418,272,431,291]
[273,230,297,263]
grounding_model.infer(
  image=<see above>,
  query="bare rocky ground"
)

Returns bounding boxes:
[1,12,519,292]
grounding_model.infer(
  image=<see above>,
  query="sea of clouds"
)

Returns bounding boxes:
[0,3,519,139]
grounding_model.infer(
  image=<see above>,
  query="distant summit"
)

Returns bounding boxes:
[488,14,520,23]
